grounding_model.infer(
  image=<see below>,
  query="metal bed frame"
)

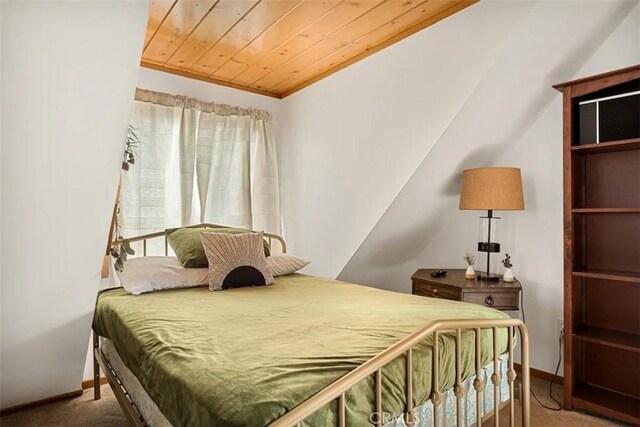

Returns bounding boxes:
[93,224,530,427]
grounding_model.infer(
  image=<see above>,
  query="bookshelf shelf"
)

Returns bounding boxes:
[571,138,640,153]
[572,208,640,213]
[573,325,640,353]
[572,269,640,283]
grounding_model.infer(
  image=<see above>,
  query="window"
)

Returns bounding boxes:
[119,89,281,254]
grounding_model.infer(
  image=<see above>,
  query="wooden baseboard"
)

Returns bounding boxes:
[82,376,108,390]
[1,378,108,415]
[516,363,564,385]
[0,389,83,415]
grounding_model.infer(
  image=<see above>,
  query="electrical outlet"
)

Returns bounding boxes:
[557,318,565,339]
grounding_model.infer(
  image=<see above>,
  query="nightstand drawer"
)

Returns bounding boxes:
[463,291,518,310]
[413,281,461,301]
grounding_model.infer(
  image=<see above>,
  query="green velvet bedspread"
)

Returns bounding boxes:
[93,274,510,427]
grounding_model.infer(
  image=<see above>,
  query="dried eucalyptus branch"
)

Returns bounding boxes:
[122,125,141,172]
[110,203,134,272]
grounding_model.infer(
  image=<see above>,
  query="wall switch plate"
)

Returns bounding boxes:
[557,318,565,339]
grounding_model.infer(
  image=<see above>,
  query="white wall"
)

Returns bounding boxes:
[1,1,149,409]
[279,0,639,375]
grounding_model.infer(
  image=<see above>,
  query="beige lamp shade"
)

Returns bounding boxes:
[459,167,525,210]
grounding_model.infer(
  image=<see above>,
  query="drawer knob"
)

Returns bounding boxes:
[432,289,439,297]
[485,295,495,306]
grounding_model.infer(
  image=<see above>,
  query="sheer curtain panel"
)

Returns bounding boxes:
[121,89,281,253]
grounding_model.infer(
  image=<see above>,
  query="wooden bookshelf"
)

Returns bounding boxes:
[556,65,640,425]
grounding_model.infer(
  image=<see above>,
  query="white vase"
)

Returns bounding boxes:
[503,268,514,282]
[465,265,476,279]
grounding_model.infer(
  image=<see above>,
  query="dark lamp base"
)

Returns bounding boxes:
[476,272,501,282]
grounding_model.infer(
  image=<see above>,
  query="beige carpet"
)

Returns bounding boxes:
[1,377,621,427]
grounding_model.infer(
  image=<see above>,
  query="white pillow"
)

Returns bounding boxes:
[266,254,310,277]
[117,256,208,295]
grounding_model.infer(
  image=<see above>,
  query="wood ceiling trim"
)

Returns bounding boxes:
[140,60,282,99]
[278,0,477,96]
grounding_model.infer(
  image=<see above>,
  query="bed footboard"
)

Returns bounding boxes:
[270,318,530,427]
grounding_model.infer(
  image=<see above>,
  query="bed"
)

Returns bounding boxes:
[92,224,530,427]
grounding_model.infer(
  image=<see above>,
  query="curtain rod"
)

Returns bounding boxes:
[134,87,273,122]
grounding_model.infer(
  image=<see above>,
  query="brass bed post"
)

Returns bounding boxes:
[405,348,416,426]
[93,331,101,400]
[492,327,500,427]
[454,329,465,427]
[375,369,383,427]
[473,328,484,427]
[518,324,531,427]
[507,327,516,427]
[431,331,441,427]
[338,393,346,427]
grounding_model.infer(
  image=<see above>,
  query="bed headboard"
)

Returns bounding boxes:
[113,223,287,256]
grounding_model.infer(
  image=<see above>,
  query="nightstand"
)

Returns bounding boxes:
[411,269,521,311]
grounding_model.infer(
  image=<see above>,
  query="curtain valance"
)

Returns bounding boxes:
[134,88,272,121]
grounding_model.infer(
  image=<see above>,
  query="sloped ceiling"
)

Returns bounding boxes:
[140,0,477,98]
[337,0,638,290]
[278,0,534,280]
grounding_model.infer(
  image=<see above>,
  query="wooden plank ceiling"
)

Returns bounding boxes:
[141,0,477,98]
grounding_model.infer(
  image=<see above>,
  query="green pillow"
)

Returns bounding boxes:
[166,226,271,268]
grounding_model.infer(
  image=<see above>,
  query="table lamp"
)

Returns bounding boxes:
[459,167,524,281]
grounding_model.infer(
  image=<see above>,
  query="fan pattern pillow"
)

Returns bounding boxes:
[201,231,274,291]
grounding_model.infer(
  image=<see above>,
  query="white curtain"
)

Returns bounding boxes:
[120,88,281,253]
